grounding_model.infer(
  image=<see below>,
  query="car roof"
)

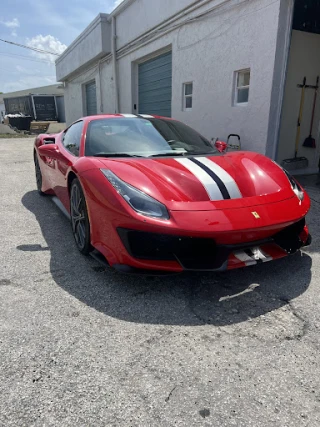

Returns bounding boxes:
[80,114,174,122]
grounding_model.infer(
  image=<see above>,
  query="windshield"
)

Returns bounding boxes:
[85,117,217,157]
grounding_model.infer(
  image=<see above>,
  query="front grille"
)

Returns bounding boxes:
[117,218,307,270]
[117,228,223,269]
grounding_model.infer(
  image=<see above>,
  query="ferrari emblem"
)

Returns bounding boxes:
[251,211,260,219]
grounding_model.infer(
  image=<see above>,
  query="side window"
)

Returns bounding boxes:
[63,121,84,156]
[183,82,193,111]
[234,69,250,105]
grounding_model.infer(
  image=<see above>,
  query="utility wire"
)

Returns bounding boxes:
[0,38,60,56]
[0,66,17,73]
[0,51,52,64]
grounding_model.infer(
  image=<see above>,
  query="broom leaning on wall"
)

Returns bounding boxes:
[281,77,309,171]
[303,76,319,149]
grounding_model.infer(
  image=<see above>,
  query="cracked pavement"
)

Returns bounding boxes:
[1,138,320,426]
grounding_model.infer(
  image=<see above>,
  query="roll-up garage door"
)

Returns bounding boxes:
[138,51,172,117]
[85,81,97,116]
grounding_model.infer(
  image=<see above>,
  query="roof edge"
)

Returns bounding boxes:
[1,84,63,99]
[56,13,110,64]
[108,0,136,18]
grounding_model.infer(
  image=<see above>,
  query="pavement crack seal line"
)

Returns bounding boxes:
[165,385,177,403]
[187,284,237,332]
[280,298,310,340]
[187,276,310,342]
[219,283,260,302]
[187,279,261,325]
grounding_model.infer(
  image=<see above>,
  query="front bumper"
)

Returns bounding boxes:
[116,219,311,272]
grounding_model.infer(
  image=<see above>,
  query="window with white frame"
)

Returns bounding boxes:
[234,69,250,105]
[183,82,193,110]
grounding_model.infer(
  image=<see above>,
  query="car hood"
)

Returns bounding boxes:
[97,152,297,211]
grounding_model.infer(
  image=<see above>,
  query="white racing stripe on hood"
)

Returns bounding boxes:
[176,158,224,201]
[196,157,242,199]
[139,114,154,118]
[121,114,137,118]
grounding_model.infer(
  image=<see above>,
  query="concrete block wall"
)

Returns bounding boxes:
[117,0,282,152]
[63,60,114,125]
[61,0,282,155]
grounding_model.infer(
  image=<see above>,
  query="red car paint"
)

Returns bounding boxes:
[34,114,311,273]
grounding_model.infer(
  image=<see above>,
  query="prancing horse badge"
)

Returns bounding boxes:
[251,212,260,219]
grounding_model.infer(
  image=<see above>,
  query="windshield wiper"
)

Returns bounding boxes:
[149,151,187,157]
[92,153,144,158]
[187,151,216,156]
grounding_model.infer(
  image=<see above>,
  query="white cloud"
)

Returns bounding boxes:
[1,17,20,28]
[26,34,67,63]
[0,17,20,36]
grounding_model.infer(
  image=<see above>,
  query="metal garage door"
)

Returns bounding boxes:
[55,96,66,123]
[138,51,172,117]
[85,81,97,116]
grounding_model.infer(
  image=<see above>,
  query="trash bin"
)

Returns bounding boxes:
[8,116,32,131]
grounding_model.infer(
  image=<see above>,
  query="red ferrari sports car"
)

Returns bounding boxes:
[34,114,311,273]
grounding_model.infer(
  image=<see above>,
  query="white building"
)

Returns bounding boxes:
[56,0,320,174]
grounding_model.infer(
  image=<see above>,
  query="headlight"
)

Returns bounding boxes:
[284,170,304,201]
[101,169,169,220]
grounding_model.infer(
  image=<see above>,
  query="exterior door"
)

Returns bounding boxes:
[54,121,84,210]
[138,51,172,117]
[85,81,97,116]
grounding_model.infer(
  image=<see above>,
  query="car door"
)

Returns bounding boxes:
[38,138,57,190]
[53,121,84,210]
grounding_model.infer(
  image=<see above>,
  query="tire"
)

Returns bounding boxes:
[34,154,46,196]
[70,178,92,255]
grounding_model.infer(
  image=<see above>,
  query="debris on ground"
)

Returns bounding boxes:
[0,123,17,135]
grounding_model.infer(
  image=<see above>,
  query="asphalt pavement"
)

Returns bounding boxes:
[1,137,320,427]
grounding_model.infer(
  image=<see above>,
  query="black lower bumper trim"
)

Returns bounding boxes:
[304,234,312,247]
[90,250,110,268]
[117,218,309,271]
[113,264,180,276]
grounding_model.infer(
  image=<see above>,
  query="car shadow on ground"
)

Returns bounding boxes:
[21,190,312,327]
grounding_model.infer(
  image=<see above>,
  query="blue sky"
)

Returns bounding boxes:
[0,0,123,93]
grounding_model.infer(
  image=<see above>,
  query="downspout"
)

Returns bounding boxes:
[111,16,119,113]
[98,59,103,113]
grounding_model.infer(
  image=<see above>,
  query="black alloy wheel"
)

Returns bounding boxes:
[70,178,92,255]
[34,154,45,195]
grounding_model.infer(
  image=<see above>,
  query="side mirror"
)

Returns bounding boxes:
[38,144,66,162]
[214,140,228,153]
